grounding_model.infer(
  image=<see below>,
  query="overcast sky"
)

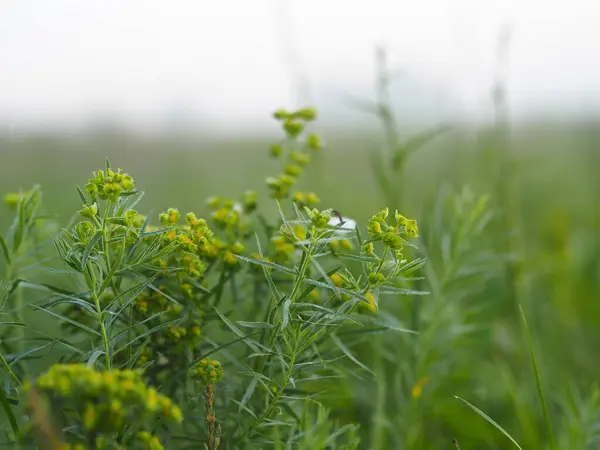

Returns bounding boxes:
[1,0,599,131]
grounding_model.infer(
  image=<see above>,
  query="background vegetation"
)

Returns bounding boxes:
[2,105,599,449]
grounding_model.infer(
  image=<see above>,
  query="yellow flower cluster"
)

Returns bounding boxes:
[27,364,182,444]
[328,238,354,254]
[367,208,419,255]
[189,358,224,385]
[292,191,320,208]
[155,208,222,275]
[85,167,135,202]
[3,189,36,208]
[266,108,323,199]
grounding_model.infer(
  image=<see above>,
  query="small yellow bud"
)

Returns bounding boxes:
[269,143,284,158]
[273,108,289,120]
[283,119,304,138]
[293,107,317,121]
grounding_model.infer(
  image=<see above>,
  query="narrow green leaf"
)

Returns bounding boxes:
[87,350,105,368]
[331,334,373,375]
[378,287,429,296]
[9,342,53,367]
[29,333,85,356]
[520,305,557,450]
[303,278,370,306]
[392,125,451,168]
[336,325,417,336]
[255,233,282,302]
[99,234,127,293]
[139,227,172,238]
[230,398,258,418]
[0,382,18,435]
[76,185,88,204]
[234,254,295,275]
[309,258,340,300]
[238,377,259,413]
[295,265,342,304]
[291,303,335,314]
[126,338,151,370]
[114,318,180,354]
[31,304,101,336]
[189,333,261,368]
[332,252,378,263]
[0,235,11,266]
[0,352,21,387]
[214,307,259,352]
[237,321,274,329]
[455,396,523,449]
[12,196,27,252]
[281,297,292,331]
[396,257,428,276]
[20,280,78,297]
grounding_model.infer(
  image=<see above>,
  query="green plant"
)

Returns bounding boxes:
[0,109,425,450]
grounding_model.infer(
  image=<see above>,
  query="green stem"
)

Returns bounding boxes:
[371,332,386,450]
[5,262,28,376]
[0,352,21,387]
[236,350,297,445]
[84,263,111,370]
[93,290,111,370]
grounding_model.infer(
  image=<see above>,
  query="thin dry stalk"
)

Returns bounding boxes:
[26,387,63,450]
[204,383,221,450]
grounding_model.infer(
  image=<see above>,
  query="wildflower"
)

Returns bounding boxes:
[78,203,98,218]
[330,273,345,287]
[269,143,284,158]
[309,289,320,302]
[284,164,303,177]
[242,190,258,213]
[306,208,332,229]
[293,191,320,208]
[206,196,222,209]
[290,151,311,166]
[266,177,286,199]
[190,358,224,385]
[383,231,404,250]
[30,364,181,442]
[4,191,31,208]
[306,133,322,150]
[368,271,385,287]
[124,209,138,227]
[159,208,180,225]
[340,239,353,250]
[292,107,317,121]
[273,108,289,120]
[86,167,134,202]
[283,119,304,138]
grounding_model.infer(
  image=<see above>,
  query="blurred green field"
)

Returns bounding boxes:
[1,119,600,449]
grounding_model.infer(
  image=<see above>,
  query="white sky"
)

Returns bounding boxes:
[1,0,599,131]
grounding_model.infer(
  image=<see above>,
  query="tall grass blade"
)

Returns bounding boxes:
[455,395,523,449]
[519,304,557,450]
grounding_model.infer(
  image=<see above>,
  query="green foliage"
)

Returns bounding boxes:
[0,110,425,449]
[0,95,599,449]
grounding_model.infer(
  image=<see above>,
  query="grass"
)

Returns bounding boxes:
[0,109,599,449]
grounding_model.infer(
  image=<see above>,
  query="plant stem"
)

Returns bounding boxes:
[237,351,297,445]
[205,384,221,450]
[92,288,111,370]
